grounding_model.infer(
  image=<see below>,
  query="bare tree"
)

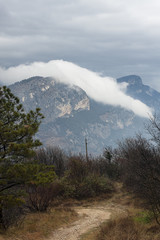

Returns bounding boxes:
[117,135,160,224]
[35,146,67,177]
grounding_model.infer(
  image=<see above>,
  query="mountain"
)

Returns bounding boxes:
[9,76,90,122]
[117,75,160,110]
[9,75,160,155]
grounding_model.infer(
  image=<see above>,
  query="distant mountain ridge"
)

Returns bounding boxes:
[8,75,160,154]
[117,75,160,110]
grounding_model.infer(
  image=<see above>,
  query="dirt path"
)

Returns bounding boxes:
[49,203,126,240]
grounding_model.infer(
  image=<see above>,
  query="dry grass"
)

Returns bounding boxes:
[0,207,78,240]
[81,182,160,240]
[96,216,160,240]
[81,209,160,240]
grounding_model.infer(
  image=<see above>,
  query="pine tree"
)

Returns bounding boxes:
[0,86,55,228]
[0,86,43,164]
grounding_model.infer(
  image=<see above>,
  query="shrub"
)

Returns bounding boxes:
[35,146,67,177]
[0,205,24,230]
[62,174,114,199]
[117,135,160,224]
[25,164,56,212]
[26,184,55,212]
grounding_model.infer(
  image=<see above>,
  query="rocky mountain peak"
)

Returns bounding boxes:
[10,76,90,123]
[117,75,143,86]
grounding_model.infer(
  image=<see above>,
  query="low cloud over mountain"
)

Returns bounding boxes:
[0,60,152,118]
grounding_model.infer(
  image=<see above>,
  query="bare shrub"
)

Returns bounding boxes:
[66,155,88,182]
[117,135,160,223]
[25,183,57,212]
[35,146,67,177]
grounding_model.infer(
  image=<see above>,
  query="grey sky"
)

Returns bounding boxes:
[0,0,160,90]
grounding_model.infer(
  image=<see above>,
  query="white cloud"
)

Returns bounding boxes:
[0,60,152,118]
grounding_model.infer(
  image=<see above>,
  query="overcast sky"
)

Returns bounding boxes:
[0,0,160,90]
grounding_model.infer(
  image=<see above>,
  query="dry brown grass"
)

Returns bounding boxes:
[0,207,78,240]
[96,216,160,240]
[80,182,160,240]
[81,212,160,240]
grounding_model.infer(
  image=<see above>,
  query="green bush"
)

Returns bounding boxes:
[61,174,114,199]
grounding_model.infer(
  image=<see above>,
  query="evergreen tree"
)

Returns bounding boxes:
[0,86,55,228]
[0,86,43,165]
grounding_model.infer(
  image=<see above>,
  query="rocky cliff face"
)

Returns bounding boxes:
[9,75,160,155]
[10,76,90,122]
